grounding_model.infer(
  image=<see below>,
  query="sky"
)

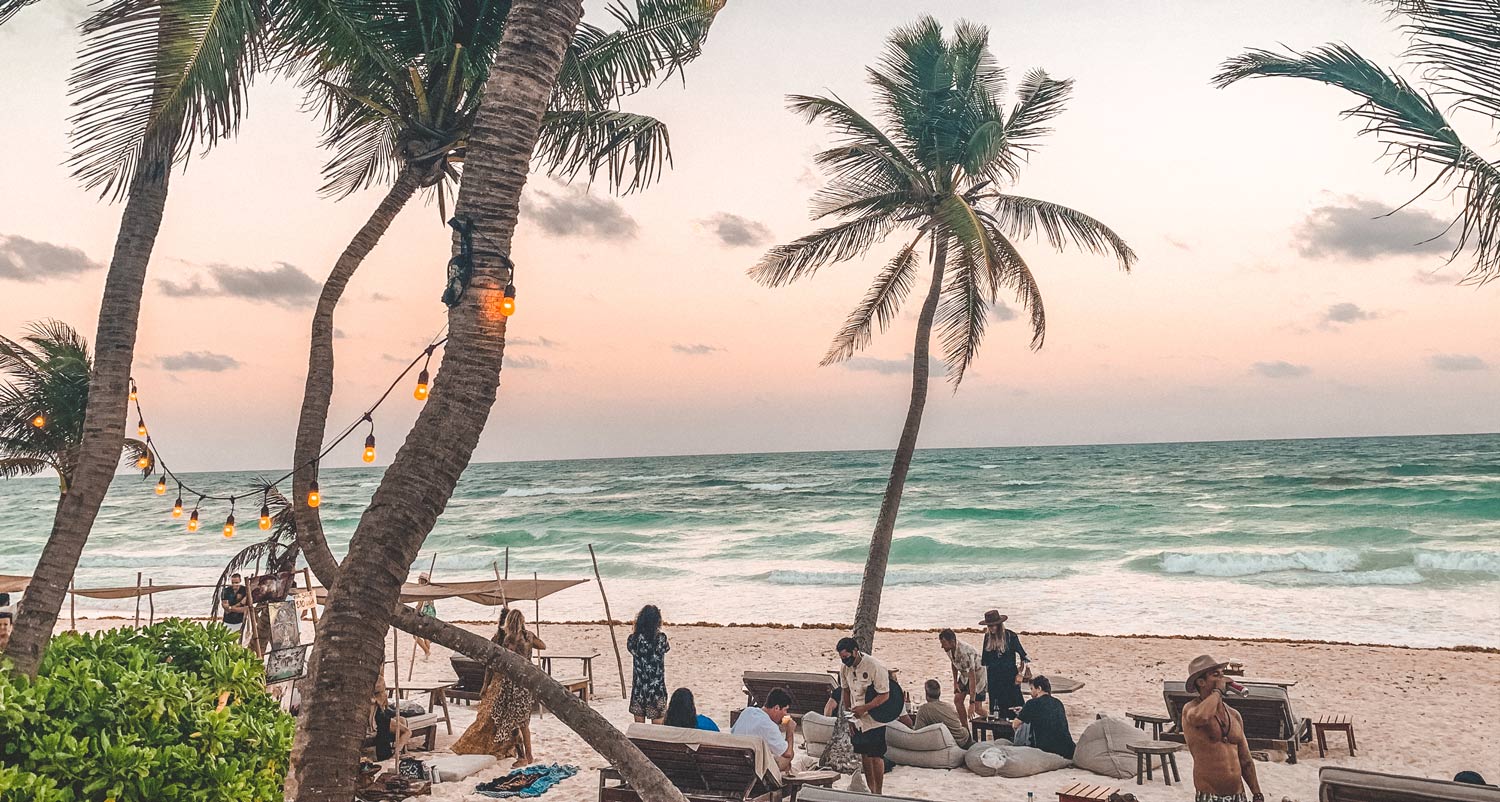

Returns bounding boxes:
[1,0,1498,472]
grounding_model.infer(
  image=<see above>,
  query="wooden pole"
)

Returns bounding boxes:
[301,566,319,625]
[133,572,142,628]
[147,578,155,626]
[492,561,509,626]
[588,544,628,699]
[68,580,76,632]
[533,572,540,637]
[504,548,509,580]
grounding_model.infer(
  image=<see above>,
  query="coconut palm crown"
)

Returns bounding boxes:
[752,16,1134,384]
[0,321,151,494]
[1213,0,1500,283]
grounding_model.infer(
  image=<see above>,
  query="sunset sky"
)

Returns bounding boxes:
[1,0,1497,472]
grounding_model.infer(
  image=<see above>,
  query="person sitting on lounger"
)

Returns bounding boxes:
[665,687,720,732]
[370,674,411,761]
[730,686,796,771]
[1008,675,1073,758]
[0,611,12,653]
[915,679,973,747]
[1182,655,1264,802]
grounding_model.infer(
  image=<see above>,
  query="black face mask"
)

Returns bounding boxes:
[840,655,857,667]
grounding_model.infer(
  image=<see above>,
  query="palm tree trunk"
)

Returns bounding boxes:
[851,238,948,652]
[291,166,421,579]
[286,3,611,800]
[3,145,177,677]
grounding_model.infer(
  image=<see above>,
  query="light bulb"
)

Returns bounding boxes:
[259,504,272,530]
[129,384,137,401]
[363,433,376,463]
[137,419,146,437]
[223,513,235,538]
[30,414,44,428]
[187,510,199,532]
[172,497,184,518]
[414,368,430,401]
[307,481,321,508]
[155,478,167,495]
[499,286,516,317]
[136,456,150,469]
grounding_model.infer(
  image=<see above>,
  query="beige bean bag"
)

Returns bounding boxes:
[1072,716,1150,779]
[964,741,1070,778]
[801,713,965,770]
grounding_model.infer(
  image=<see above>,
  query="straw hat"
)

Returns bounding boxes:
[979,609,1008,626]
[1186,654,1231,688]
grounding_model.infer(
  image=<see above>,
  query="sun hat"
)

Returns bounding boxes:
[1186,654,1231,688]
[979,610,1008,626]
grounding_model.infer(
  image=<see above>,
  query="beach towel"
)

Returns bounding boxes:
[474,763,579,798]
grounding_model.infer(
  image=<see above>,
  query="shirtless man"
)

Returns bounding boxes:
[1182,655,1264,802]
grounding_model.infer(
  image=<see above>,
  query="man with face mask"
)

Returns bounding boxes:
[836,637,895,794]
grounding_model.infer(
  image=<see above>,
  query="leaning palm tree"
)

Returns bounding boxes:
[0,320,152,494]
[752,17,1135,650]
[0,0,266,675]
[1213,0,1500,283]
[276,0,723,567]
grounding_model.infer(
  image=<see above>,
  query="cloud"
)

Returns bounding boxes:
[1321,302,1378,326]
[157,351,240,372]
[672,343,722,355]
[1429,354,1487,372]
[334,328,347,339]
[1412,269,1455,286]
[157,262,319,307]
[370,292,393,302]
[992,300,1017,322]
[1251,360,1310,379]
[509,336,562,349]
[699,212,772,247]
[1293,197,1456,261]
[843,354,947,375]
[0,234,101,281]
[520,186,637,240]
[1165,236,1192,251]
[505,354,548,370]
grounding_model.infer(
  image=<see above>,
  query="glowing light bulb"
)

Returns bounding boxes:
[223,513,235,539]
[499,284,517,317]
[187,510,199,532]
[172,496,184,518]
[137,419,146,437]
[414,368,430,401]
[31,414,45,428]
[363,433,377,463]
[136,456,150,469]
[307,481,321,508]
[129,384,138,401]
[155,477,167,495]
[259,504,272,530]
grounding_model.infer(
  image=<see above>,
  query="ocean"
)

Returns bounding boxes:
[3,433,1499,648]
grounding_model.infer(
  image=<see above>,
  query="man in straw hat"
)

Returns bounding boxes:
[1182,655,1264,802]
[978,609,1029,717]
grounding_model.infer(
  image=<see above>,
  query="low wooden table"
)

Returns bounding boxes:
[1057,782,1119,802]
[1125,711,1171,740]
[1128,741,1183,786]
[539,653,599,697]
[1313,714,1357,757]
[785,770,840,800]
[389,681,455,735]
[971,717,1014,742]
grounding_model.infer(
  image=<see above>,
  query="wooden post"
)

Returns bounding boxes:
[133,571,142,628]
[147,578,155,626]
[588,544,628,700]
[533,572,540,637]
[504,548,509,580]
[492,561,509,626]
[68,580,76,632]
[301,566,319,625]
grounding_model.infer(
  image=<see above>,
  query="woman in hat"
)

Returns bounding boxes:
[979,609,1029,717]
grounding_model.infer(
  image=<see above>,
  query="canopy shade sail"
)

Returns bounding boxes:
[0,575,213,599]
[310,577,588,605]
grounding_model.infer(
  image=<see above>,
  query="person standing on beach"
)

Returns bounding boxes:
[627,604,670,723]
[979,609,1029,717]
[491,608,547,768]
[0,612,12,653]
[939,628,987,719]
[1182,655,1265,802]
[220,574,249,637]
[413,572,437,659]
[837,637,895,794]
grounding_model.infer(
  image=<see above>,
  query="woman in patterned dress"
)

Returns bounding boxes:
[490,608,546,767]
[627,604,670,723]
[452,615,519,759]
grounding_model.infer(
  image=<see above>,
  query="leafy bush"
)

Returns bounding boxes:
[0,619,294,801]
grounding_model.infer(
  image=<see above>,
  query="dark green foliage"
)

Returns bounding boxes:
[0,620,294,802]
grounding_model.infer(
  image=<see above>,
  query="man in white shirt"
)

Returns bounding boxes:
[939,628,987,719]
[730,687,796,771]
[837,637,893,794]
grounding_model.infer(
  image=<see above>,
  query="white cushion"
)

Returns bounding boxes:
[423,754,496,782]
[983,744,1072,778]
[1073,716,1149,779]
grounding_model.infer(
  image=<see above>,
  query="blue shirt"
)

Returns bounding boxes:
[696,714,720,732]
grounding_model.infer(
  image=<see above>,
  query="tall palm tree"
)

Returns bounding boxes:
[1213,0,1500,283]
[0,0,267,676]
[278,0,723,577]
[752,17,1135,650]
[0,320,152,494]
[287,2,687,800]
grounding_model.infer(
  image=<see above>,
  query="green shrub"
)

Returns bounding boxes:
[0,619,294,802]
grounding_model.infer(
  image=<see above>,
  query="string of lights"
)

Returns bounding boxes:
[130,329,452,537]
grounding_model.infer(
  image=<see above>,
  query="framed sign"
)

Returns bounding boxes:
[268,600,300,651]
[265,644,311,683]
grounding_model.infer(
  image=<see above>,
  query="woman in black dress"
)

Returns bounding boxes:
[627,604,670,723]
[978,609,1029,717]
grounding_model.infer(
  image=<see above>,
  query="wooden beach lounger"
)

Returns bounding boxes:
[448,654,590,706]
[741,671,835,722]
[1159,681,1312,763]
[798,786,935,802]
[1319,767,1500,802]
[600,724,786,802]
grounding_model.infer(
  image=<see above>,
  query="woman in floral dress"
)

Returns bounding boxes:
[627,604,670,723]
[490,608,546,767]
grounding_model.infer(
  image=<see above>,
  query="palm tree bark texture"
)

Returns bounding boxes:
[287,4,689,802]
[5,144,176,676]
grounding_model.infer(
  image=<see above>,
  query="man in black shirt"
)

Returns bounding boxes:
[220,574,249,637]
[1009,675,1074,759]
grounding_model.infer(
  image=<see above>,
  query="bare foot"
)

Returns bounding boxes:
[512,757,532,768]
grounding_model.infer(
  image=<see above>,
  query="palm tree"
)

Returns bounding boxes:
[279,0,723,572]
[286,3,686,800]
[0,0,266,675]
[1213,0,1500,283]
[0,320,153,494]
[752,17,1135,650]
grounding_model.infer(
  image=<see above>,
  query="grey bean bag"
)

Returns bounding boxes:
[1072,716,1150,779]
[964,741,1070,778]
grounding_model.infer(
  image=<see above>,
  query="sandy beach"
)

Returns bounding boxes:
[68,618,1500,802]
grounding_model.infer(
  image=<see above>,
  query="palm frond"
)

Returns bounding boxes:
[0,456,52,479]
[69,0,270,199]
[790,93,926,195]
[121,438,153,477]
[982,222,1048,349]
[0,0,39,25]
[1389,0,1500,118]
[535,108,671,193]
[934,233,988,386]
[990,70,1072,181]
[560,0,723,108]
[749,211,899,287]
[983,194,1137,270]
[821,232,925,365]
[1214,43,1500,281]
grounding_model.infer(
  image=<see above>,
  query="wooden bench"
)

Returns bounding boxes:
[1320,766,1500,802]
[449,655,485,704]
[1057,782,1119,802]
[1160,681,1313,764]
[1314,714,1357,758]
[1127,741,1182,786]
[599,727,785,802]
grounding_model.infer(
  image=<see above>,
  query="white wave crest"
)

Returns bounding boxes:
[765,566,1070,586]
[744,482,827,492]
[1413,549,1500,574]
[1159,549,1361,577]
[619,473,702,481]
[1257,567,1425,587]
[501,485,607,497]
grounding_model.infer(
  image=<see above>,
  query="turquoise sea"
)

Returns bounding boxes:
[3,433,1499,647]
